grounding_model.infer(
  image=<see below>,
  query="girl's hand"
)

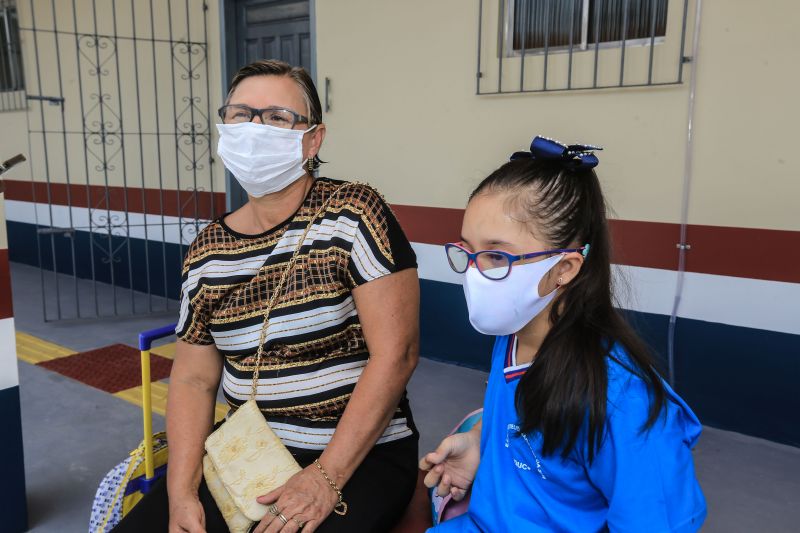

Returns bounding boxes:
[253,465,339,533]
[168,493,206,533]
[419,429,481,501]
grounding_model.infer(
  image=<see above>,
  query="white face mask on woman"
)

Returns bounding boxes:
[216,122,317,198]
[463,254,563,336]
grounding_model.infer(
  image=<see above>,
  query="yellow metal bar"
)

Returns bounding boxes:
[116,382,228,422]
[141,349,155,480]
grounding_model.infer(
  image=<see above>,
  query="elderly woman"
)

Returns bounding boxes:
[113,60,420,533]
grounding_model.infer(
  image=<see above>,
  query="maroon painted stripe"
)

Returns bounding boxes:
[678,224,800,284]
[3,179,226,220]
[0,249,13,320]
[392,204,464,249]
[5,181,799,283]
[393,204,800,284]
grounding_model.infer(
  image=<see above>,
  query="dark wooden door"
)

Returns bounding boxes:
[228,0,312,210]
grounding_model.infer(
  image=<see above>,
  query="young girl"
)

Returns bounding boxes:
[420,136,706,532]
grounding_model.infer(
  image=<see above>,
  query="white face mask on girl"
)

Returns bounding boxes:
[216,122,317,198]
[463,254,564,336]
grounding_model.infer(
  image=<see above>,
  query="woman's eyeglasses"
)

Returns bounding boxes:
[218,104,310,129]
[444,243,585,280]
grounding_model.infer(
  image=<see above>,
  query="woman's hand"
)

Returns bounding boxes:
[168,493,206,533]
[419,427,482,501]
[253,465,339,533]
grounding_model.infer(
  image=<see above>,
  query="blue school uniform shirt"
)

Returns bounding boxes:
[431,335,707,533]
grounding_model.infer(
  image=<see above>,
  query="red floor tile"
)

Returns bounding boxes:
[38,344,173,394]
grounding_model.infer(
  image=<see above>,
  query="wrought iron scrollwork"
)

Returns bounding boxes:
[179,186,211,245]
[173,42,211,173]
[78,35,123,173]
[89,196,130,264]
[77,34,116,78]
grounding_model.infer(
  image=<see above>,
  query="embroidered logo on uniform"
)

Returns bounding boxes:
[506,423,547,480]
[514,459,532,471]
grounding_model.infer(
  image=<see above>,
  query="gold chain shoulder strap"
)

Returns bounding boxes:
[248,183,351,400]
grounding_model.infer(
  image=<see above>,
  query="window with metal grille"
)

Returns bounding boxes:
[1,2,25,110]
[477,0,690,94]
[509,0,668,53]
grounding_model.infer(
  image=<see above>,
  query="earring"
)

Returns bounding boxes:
[557,277,563,286]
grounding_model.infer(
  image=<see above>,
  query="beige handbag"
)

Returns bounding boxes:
[204,401,300,531]
[202,185,347,533]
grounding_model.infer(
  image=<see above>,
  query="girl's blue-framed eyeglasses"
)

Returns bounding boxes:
[444,242,588,281]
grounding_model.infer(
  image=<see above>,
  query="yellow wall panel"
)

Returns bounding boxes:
[688,0,799,230]
[315,0,798,231]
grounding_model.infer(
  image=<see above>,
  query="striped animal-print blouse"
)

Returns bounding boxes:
[176,178,418,453]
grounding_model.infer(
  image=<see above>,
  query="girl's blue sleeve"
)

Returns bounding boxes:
[586,377,707,532]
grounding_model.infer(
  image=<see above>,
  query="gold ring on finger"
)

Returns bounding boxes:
[293,517,305,528]
[278,513,289,525]
[267,503,280,516]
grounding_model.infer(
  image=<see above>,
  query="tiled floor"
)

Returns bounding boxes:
[10,262,800,532]
[19,331,230,423]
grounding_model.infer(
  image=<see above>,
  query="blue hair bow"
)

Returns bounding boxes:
[510,136,603,170]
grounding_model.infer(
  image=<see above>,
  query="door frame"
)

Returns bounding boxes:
[218,0,317,212]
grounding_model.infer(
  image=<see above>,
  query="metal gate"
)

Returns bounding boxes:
[18,0,217,320]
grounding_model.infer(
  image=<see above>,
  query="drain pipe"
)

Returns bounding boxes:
[668,0,704,386]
